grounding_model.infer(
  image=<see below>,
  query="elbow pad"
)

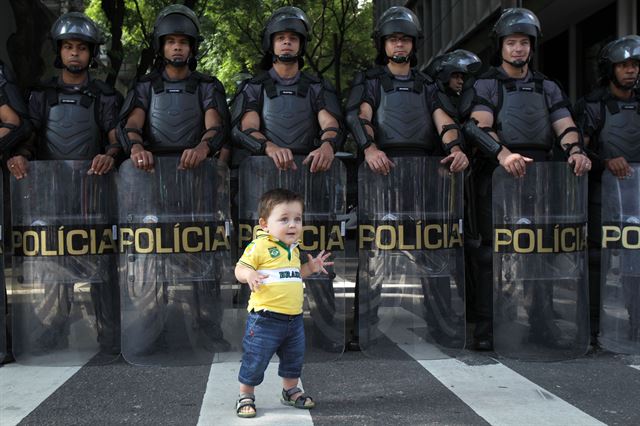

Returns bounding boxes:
[462,120,502,159]
[232,126,266,154]
[346,109,374,151]
[201,126,224,154]
[0,119,31,152]
[117,123,146,155]
[439,123,465,154]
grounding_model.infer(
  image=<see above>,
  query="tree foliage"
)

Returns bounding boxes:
[85,0,374,98]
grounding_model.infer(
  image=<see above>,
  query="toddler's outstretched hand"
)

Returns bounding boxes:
[306,250,333,275]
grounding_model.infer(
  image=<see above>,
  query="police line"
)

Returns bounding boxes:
[11,221,638,257]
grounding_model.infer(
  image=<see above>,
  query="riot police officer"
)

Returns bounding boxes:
[0,60,31,155]
[119,4,229,168]
[346,6,468,173]
[7,12,121,354]
[118,4,231,356]
[426,49,482,342]
[230,6,344,171]
[346,6,468,351]
[425,49,482,124]
[465,8,591,350]
[0,59,31,363]
[576,35,640,345]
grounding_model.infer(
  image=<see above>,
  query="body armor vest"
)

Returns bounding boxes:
[41,89,101,160]
[261,76,317,154]
[148,76,203,153]
[599,99,640,162]
[375,74,437,153]
[496,73,554,152]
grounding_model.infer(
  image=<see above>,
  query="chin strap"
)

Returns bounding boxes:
[389,55,410,64]
[65,65,88,74]
[273,54,298,63]
[164,57,189,68]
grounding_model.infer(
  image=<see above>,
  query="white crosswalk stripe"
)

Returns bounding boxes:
[0,363,84,426]
[197,353,313,426]
[380,306,606,426]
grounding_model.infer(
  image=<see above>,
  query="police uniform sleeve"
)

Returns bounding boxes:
[345,71,374,150]
[575,98,600,143]
[10,89,45,159]
[230,80,267,154]
[199,77,230,153]
[117,80,150,153]
[543,79,572,123]
[471,78,498,115]
[238,240,261,270]
[98,88,122,134]
[313,78,345,151]
[0,62,32,152]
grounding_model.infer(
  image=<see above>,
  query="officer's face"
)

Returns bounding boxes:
[260,201,303,246]
[163,34,191,61]
[60,39,90,70]
[273,31,301,57]
[384,33,413,58]
[501,34,531,63]
[448,72,465,93]
[613,59,640,88]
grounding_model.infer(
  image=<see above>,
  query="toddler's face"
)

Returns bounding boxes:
[260,201,303,246]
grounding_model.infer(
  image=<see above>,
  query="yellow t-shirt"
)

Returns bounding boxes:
[237,230,303,315]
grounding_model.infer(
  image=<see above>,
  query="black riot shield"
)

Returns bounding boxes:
[493,163,589,360]
[600,165,640,354]
[228,155,346,363]
[358,158,465,360]
[118,157,232,366]
[10,160,119,366]
[0,173,6,363]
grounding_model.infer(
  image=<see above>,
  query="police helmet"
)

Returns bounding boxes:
[51,12,103,68]
[152,4,202,56]
[598,35,640,86]
[429,49,482,82]
[492,8,541,47]
[373,6,422,66]
[261,7,311,55]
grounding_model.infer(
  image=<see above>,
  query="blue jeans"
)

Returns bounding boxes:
[238,311,305,386]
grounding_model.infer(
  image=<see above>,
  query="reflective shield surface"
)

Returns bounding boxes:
[226,156,346,363]
[118,157,231,366]
[0,174,5,362]
[358,157,465,360]
[10,160,119,365]
[600,165,640,354]
[493,162,589,360]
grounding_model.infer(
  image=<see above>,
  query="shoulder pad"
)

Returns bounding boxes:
[250,72,270,84]
[211,77,226,93]
[320,77,337,92]
[478,67,500,80]
[532,70,550,81]
[583,87,608,103]
[192,71,215,83]
[300,71,321,84]
[349,71,366,86]
[89,79,115,96]
[365,67,386,79]
[138,71,160,83]
[414,70,434,84]
[31,77,58,91]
